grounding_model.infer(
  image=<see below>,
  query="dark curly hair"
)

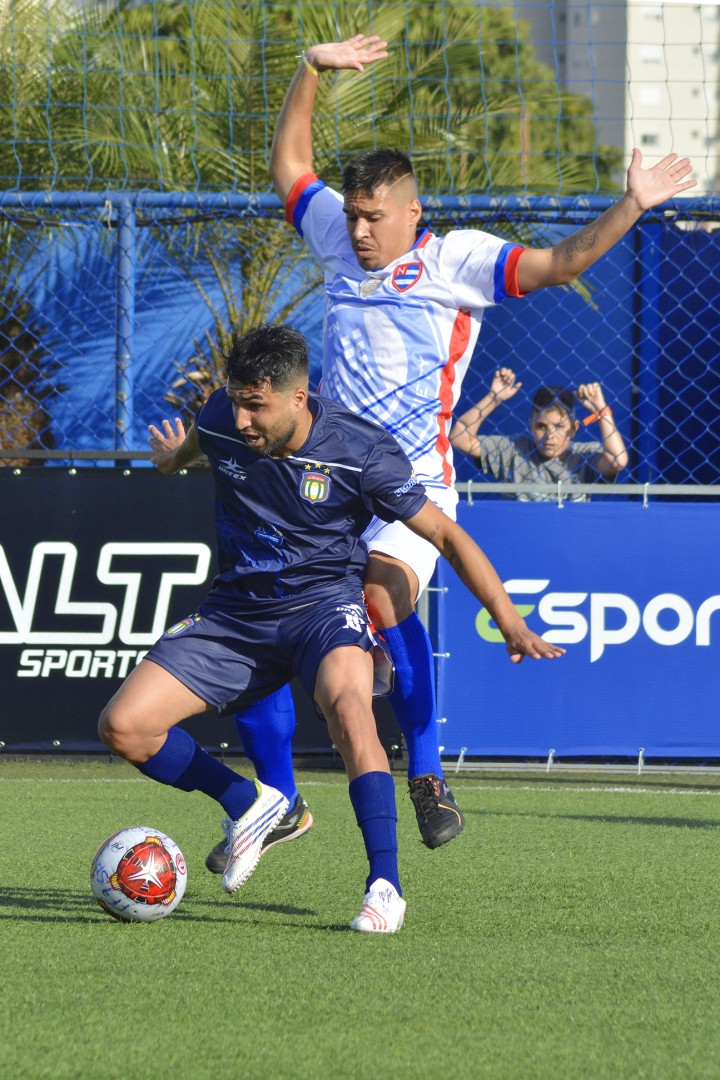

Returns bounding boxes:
[531,385,575,417]
[224,324,308,389]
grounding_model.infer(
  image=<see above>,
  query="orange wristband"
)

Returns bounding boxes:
[582,405,612,426]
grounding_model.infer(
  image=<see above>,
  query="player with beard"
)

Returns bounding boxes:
[98,323,564,932]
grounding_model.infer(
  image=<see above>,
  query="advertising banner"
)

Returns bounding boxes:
[436,500,720,759]
[0,469,349,753]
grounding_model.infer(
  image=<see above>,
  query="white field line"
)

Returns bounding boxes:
[1,777,720,796]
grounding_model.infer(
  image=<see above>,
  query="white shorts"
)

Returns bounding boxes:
[361,485,459,596]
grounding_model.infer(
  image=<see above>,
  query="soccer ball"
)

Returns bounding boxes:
[90,826,187,922]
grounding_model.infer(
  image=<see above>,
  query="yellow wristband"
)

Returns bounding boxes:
[298,52,319,77]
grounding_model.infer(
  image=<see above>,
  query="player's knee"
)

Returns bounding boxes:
[98,702,142,759]
[364,577,413,628]
[325,697,374,752]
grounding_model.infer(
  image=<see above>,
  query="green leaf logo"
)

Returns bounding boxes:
[475,604,535,642]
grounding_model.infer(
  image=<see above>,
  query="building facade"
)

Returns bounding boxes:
[513,0,720,193]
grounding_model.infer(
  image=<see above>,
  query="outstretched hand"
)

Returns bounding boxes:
[148,417,186,473]
[503,625,566,665]
[626,148,696,211]
[305,34,389,74]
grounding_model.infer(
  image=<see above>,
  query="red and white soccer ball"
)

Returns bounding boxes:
[91,826,187,922]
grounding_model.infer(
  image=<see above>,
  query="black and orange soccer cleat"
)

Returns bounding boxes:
[407,773,465,849]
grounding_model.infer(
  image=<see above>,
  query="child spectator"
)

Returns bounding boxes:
[450,367,628,500]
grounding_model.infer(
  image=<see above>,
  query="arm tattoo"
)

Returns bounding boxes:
[557,225,598,263]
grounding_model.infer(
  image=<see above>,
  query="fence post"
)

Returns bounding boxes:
[634,221,663,480]
[114,196,136,452]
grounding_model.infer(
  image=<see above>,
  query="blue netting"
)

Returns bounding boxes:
[0,2,718,483]
[0,193,719,487]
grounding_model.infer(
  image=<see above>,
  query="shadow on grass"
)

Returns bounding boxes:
[0,886,117,921]
[176,898,317,919]
[0,886,317,922]
[466,808,720,829]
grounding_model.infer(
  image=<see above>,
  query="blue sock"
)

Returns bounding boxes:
[382,612,444,780]
[348,771,401,895]
[233,684,299,807]
[137,727,258,820]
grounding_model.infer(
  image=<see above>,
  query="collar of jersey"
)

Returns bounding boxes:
[361,227,433,278]
[412,227,432,250]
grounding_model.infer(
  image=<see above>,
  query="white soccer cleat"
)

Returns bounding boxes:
[221,781,289,894]
[350,878,406,933]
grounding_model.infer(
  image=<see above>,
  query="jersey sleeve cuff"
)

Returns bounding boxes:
[503,245,527,298]
[285,172,323,235]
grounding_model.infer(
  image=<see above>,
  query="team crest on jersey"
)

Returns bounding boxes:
[391,262,423,292]
[300,470,331,503]
[165,613,201,636]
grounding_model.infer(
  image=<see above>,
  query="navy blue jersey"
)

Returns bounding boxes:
[194,390,428,606]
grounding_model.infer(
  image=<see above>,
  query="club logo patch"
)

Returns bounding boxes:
[165,613,201,636]
[391,262,423,292]
[300,471,331,502]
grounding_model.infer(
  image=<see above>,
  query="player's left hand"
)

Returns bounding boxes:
[626,148,697,211]
[148,417,186,473]
[503,625,566,664]
[306,35,389,74]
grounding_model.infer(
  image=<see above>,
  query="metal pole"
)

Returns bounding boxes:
[114,197,136,452]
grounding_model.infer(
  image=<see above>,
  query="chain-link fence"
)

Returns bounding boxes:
[1,191,719,493]
[0,193,318,463]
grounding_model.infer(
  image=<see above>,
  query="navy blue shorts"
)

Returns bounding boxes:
[145,595,393,717]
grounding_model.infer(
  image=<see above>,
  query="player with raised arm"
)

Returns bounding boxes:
[98,323,564,932]
[208,32,695,869]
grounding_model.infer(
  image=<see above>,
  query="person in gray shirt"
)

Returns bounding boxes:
[449,367,628,500]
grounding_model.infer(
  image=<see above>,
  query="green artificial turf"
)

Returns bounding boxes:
[2,759,720,1080]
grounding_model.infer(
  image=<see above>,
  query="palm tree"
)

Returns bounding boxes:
[0,0,620,194]
[0,0,621,196]
[268,2,621,194]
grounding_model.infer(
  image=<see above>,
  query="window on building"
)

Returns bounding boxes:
[638,86,663,107]
[640,45,663,64]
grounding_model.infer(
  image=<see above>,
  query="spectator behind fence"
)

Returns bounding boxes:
[449,368,629,501]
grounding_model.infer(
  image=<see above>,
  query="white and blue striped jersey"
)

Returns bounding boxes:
[286,173,525,490]
[194,389,428,607]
